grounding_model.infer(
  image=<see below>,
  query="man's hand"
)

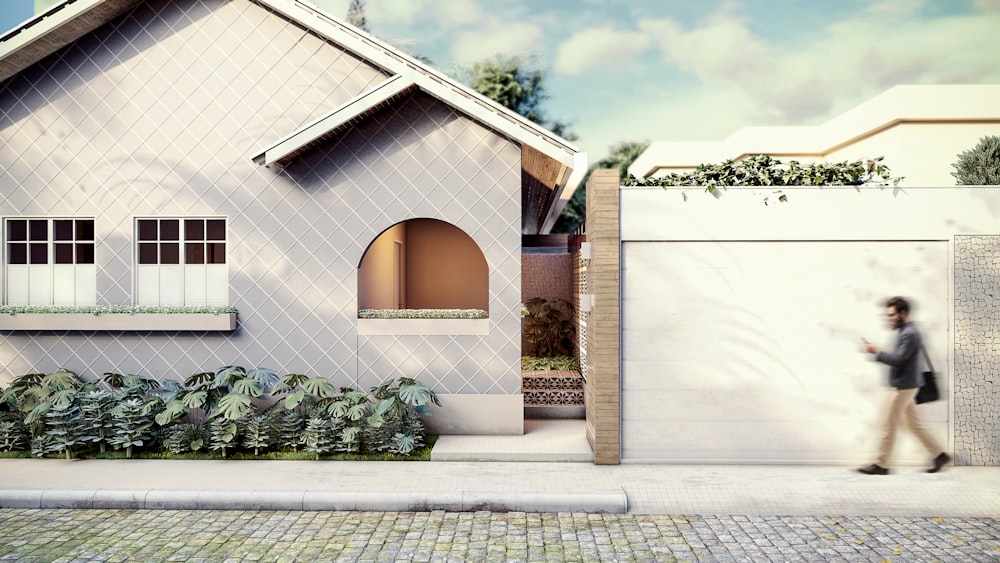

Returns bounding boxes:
[861,339,878,354]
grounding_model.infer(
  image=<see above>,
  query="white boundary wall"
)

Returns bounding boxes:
[619,186,1000,465]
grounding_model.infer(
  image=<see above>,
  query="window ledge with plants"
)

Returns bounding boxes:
[357,309,488,336]
[0,306,238,332]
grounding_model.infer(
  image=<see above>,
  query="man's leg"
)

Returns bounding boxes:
[901,388,943,455]
[875,388,910,467]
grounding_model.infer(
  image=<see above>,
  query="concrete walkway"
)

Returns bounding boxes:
[2,450,998,516]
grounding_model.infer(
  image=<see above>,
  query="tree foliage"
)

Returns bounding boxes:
[951,135,1000,185]
[346,0,369,32]
[459,54,576,140]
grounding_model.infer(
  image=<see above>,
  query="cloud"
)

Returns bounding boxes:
[554,27,651,76]
[450,22,546,64]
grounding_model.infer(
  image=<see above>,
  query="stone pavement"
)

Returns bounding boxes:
[1,458,999,561]
[0,508,998,562]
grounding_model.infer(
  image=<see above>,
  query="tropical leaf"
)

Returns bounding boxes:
[158,379,184,402]
[49,388,77,409]
[231,378,264,397]
[122,374,159,392]
[302,377,337,399]
[101,372,126,389]
[398,382,436,407]
[25,402,50,424]
[283,389,305,410]
[155,399,188,426]
[181,390,208,409]
[216,393,253,421]
[41,369,81,391]
[346,403,368,421]
[340,426,360,443]
[184,371,215,389]
[246,368,280,391]
[272,373,308,395]
[394,433,416,454]
[215,366,246,387]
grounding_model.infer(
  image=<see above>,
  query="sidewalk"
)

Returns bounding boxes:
[2,457,998,516]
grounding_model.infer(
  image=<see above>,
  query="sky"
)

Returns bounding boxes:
[2,0,999,161]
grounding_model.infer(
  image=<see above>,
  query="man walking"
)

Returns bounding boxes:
[859,296,951,475]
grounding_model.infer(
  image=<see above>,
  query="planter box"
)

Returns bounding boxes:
[357,318,489,336]
[0,313,237,332]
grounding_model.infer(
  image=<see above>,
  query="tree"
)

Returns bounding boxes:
[458,54,576,141]
[346,0,369,32]
[952,135,1000,185]
[552,141,649,233]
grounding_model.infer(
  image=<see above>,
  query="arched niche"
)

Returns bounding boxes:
[358,218,489,313]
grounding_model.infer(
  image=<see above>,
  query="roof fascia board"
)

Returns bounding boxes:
[252,74,414,166]
[0,0,101,56]
[254,0,580,169]
[540,151,588,234]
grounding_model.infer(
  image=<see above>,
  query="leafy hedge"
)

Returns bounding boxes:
[358,309,487,319]
[624,155,903,202]
[0,367,439,460]
[0,305,237,315]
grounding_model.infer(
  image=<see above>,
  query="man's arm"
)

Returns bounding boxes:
[874,327,918,368]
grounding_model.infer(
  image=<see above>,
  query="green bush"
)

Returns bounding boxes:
[0,366,440,460]
[952,135,1000,185]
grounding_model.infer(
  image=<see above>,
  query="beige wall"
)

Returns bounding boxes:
[358,223,405,310]
[406,219,488,310]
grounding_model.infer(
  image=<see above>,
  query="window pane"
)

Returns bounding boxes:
[29,220,47,241]
[7,243,26,264]
[206,219,226,241]
[160,242,179,264]
[54,220,73,241]
[186,242,205,264]
[185,219,204,241]
[7,220,26,241]
[77,243,94,264]
[138,243,157,264]
[76,220,94,241]
[29,243,47,264]
[138,220,157,241]
[55,243,74,264]
[207,243,225,264]
[160,220,179,241]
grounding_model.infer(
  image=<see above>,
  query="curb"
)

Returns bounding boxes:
[0,488,628,514]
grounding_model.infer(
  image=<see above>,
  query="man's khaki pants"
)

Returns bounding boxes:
[877,387,942,467]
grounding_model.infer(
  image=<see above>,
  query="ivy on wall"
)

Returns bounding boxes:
[623,155,903,202]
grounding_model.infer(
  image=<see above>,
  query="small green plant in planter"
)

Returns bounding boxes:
[521,355,580,371]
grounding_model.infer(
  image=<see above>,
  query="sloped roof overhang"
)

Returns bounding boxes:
[251,74,418,166]
[0,0,142,83]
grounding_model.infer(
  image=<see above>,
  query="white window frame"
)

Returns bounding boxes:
[134,217,228,307]
[3,216,97,307]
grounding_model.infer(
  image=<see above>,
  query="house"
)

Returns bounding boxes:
[0,0,587,435]
[629,84,1000,187]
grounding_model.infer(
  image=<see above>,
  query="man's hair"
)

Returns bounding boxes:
[886,296,910,314]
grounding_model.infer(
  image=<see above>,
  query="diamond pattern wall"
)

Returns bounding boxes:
[0,0,523,398]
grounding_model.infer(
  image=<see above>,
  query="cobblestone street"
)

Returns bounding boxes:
[1,509,998,562]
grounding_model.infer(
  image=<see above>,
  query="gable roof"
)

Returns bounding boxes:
[0,0,586,234]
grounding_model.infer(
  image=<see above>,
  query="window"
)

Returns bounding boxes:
[136,217,227,306]
[4,217,96,306]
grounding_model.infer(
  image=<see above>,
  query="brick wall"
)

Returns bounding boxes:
[584,169,621,464]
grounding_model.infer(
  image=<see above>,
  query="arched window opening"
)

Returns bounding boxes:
[358,219,488,316]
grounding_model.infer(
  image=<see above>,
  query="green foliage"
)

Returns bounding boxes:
[0,305,236,315]
[952,135,1000,185]
[1,366,438,460]
[522,297,576,358]
[458,54,576,141]
[358,309,487,319]
[554,140,650,233]
[521,355,580,371]
[625,155,902,202]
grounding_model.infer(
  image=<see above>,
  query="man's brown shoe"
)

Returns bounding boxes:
[928,452,952,473]
[858,464,889,475]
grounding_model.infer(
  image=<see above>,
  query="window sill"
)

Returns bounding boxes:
[357,318,489,336]
[0,312,237,332]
